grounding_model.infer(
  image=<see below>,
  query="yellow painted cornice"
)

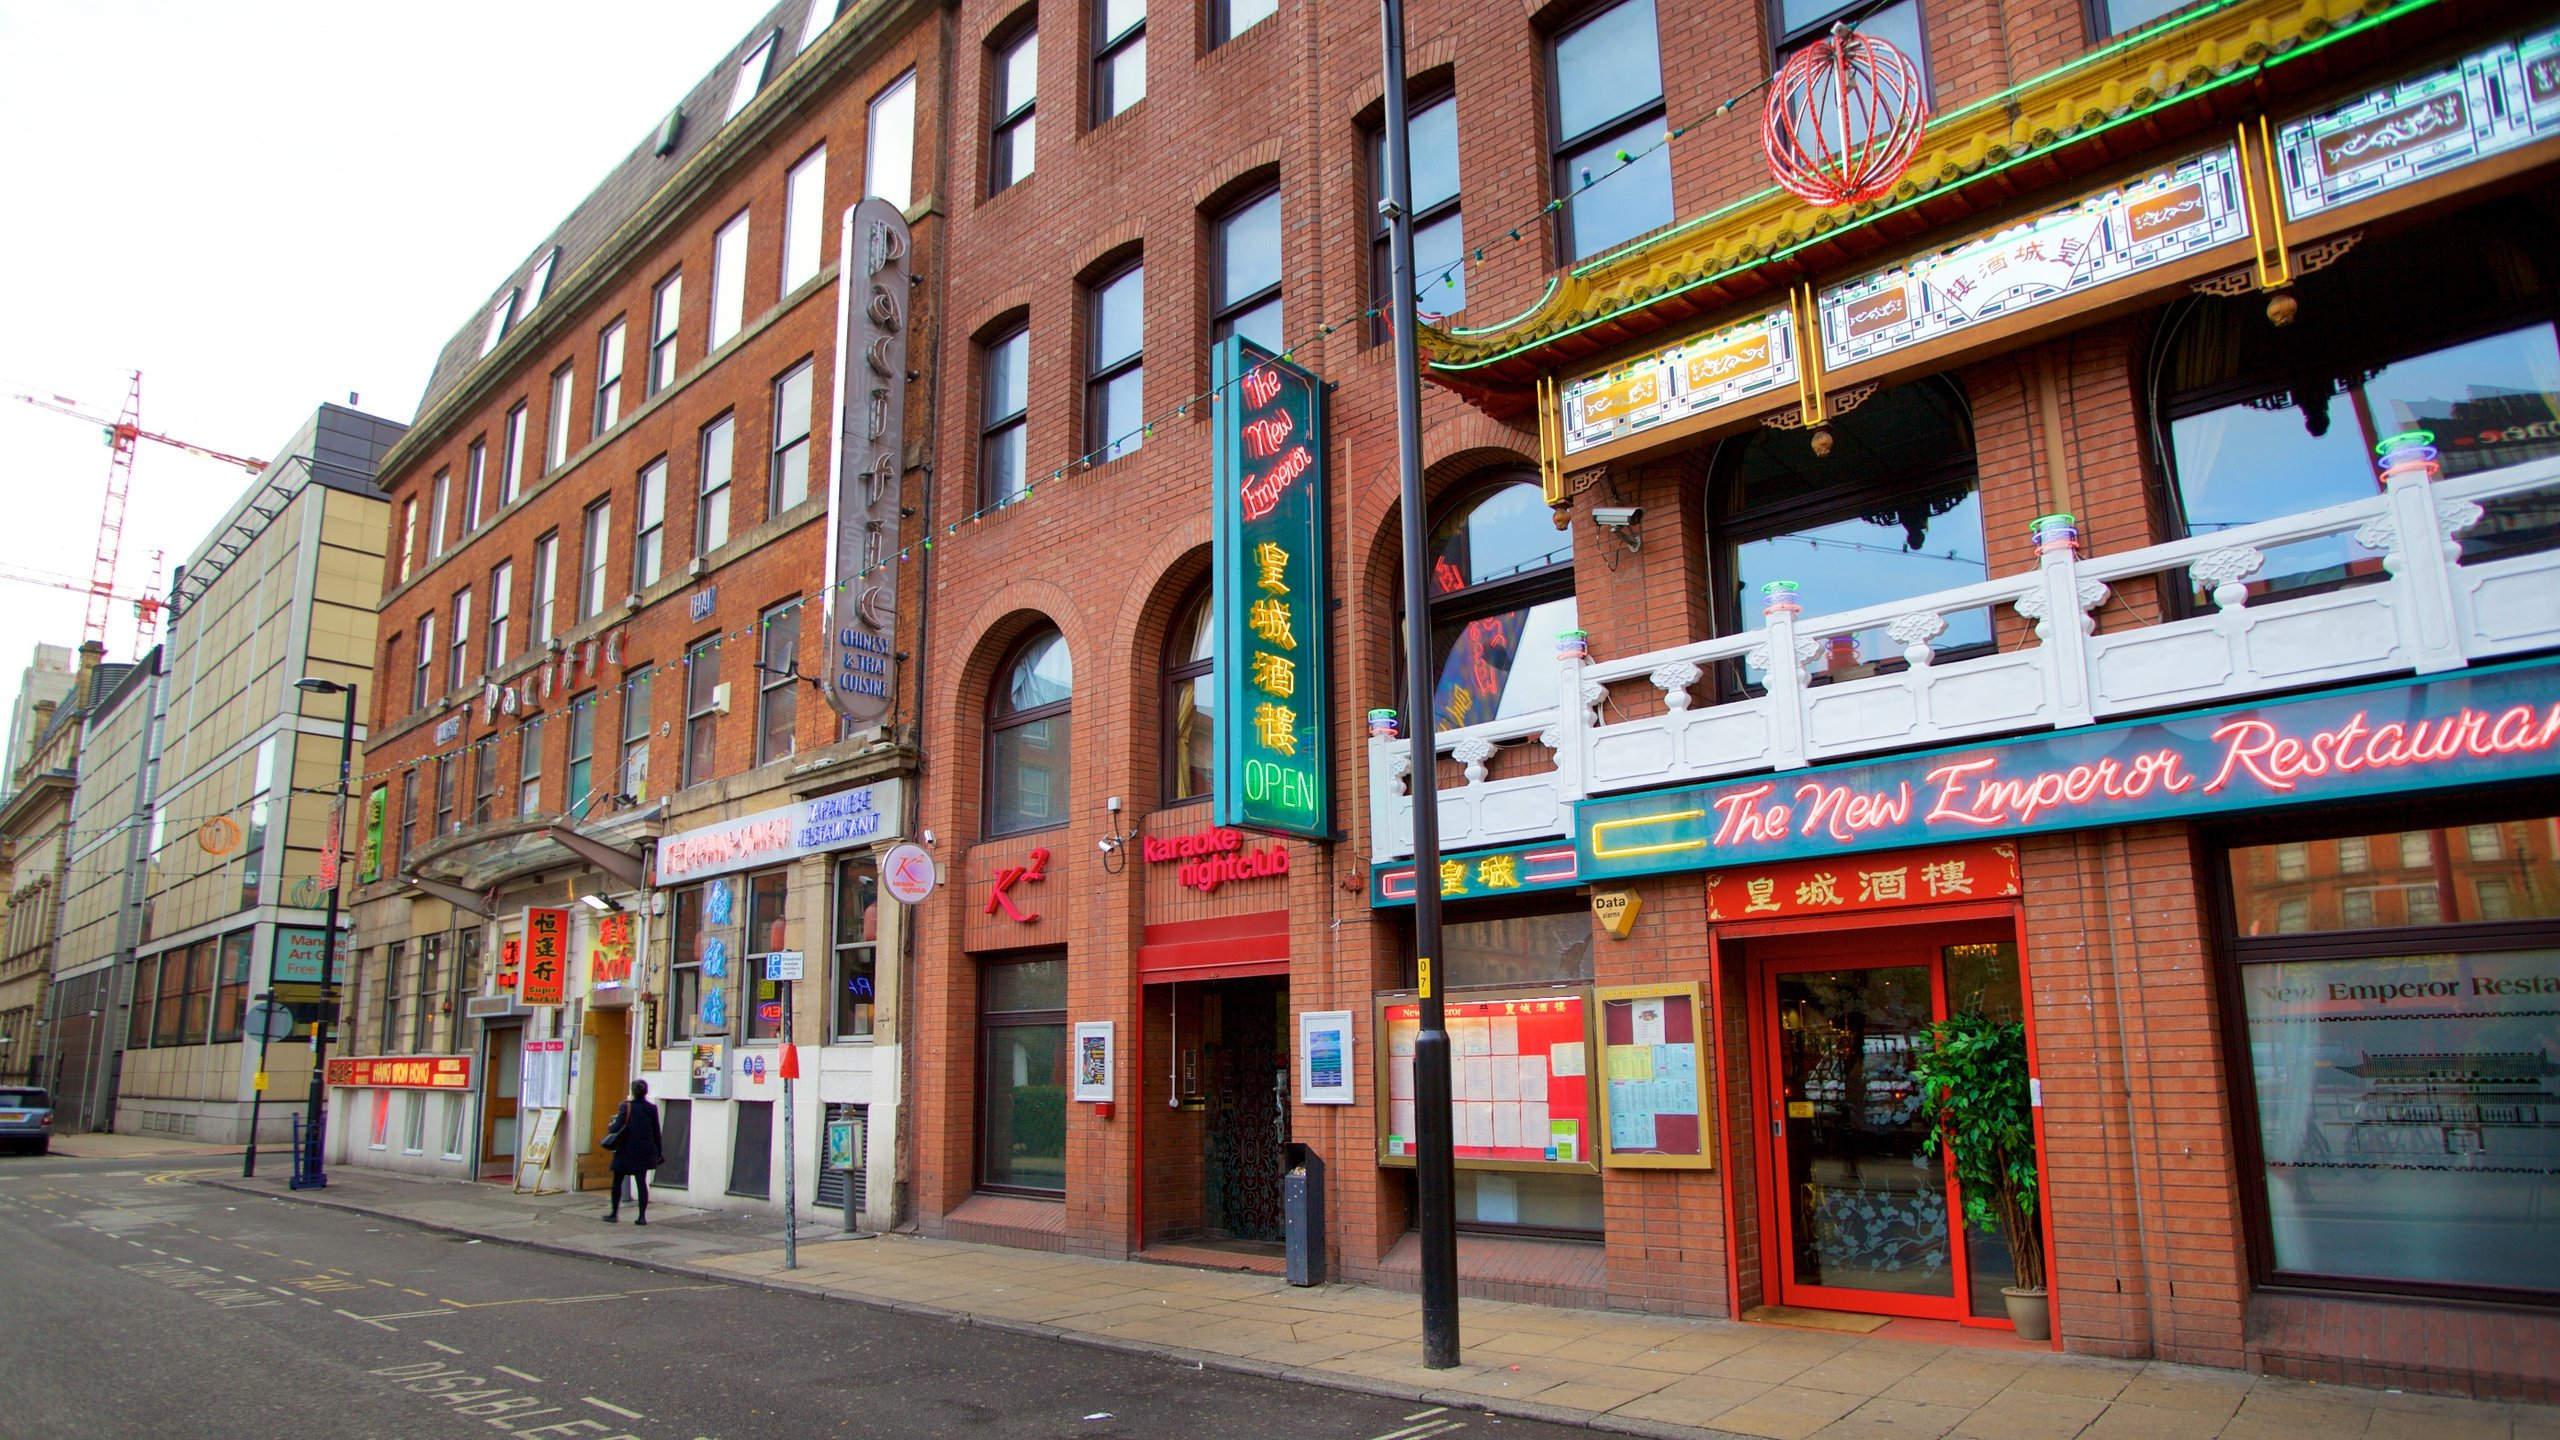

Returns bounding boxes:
[1425,0,2424,391]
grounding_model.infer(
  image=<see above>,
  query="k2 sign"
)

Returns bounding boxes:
[824,196,912,729]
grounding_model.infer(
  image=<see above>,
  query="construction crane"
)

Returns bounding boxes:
[12,372,267,646]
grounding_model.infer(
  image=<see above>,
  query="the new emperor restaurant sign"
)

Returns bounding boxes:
[1579,658,2560,879]
[1212,337,1332,840]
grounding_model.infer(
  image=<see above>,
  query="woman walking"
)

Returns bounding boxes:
[603,1078,664,1224]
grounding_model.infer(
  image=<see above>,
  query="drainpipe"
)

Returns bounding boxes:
[888,4,957,1236]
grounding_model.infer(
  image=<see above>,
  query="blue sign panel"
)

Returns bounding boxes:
[1578,658,2560,880]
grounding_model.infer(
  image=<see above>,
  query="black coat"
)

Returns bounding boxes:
[607,1098,664,1174]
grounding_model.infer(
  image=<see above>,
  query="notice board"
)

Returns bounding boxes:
[1596,983,1713,1168]
[1375,986,1595,1172]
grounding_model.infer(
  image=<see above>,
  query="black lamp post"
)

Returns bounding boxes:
[292,676,358,1188]
[1379,0,1461,1368]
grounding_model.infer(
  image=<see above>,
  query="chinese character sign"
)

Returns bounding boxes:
[520,906,570,1006]
[1704,841,2020,920]
[1213,338,1331,840]
[591,912,636,990]
[359,785,385,886]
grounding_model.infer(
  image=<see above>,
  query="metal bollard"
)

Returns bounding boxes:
[1283,1142,1325,1287]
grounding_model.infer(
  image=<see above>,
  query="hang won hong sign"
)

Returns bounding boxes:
[1212,338,1331,840]
[823,197,913,729]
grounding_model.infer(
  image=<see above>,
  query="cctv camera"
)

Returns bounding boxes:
[1593,506,1643,528]
[1098,838,1117,853]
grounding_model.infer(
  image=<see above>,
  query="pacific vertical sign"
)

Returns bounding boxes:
[822,196,912,729]
[1212,337,1331,840]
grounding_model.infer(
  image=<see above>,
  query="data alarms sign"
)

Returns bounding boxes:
[1212,337,1331,840]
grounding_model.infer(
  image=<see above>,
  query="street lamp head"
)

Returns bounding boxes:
[295,677,347,695]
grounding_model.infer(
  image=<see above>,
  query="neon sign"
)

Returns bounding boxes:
[1146,826,1291,895]
[1579,658,2560,879]
[1213,337,1332,840]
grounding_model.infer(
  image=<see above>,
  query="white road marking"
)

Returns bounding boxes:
[495,1367,544,1383]
[334,1309,399,1332]
[1368,1420,1466,1440]
[359,1308,458,1321]
[1402,1410,1448,1423]
[424,1341,464,1355]
[267,1287,297,1297]
[234,1274,258,1284]
[583,1397,645,1420]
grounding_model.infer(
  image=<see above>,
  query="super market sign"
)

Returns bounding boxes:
[1579,658,2560,879]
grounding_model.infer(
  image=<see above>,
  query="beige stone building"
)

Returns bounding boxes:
[46,644,162,1128]
[108,404,400,1144]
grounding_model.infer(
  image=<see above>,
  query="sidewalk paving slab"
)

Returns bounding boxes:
[201,1166,2560,1440]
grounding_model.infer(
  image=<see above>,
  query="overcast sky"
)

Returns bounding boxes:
[0,1,775,725]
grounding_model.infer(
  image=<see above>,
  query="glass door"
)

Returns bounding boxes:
[1757,934,1973,1320]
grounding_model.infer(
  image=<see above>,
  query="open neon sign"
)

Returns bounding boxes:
[1579,660,2560,878]
[1212,338,1332,840]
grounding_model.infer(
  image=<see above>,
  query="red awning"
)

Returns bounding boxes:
[1137,912,1289,983]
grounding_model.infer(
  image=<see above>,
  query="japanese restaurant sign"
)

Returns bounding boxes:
[1705,840,2019,920]
[2277,22,2560,221]
[519,906,569,1006]
[654,783,899,884]
[326,1055,471,1090]
[1581,658,2560,880]
[1212,336,1332,840]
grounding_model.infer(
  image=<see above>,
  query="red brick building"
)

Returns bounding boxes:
[900,0,2560,1401]
[340,0,944,1223]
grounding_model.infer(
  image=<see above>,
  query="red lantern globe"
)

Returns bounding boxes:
[1762,26,1930,208]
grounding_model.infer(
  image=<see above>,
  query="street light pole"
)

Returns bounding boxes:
[1379,0,1461,1370]
[294,677,358,1188]
[244,990,276,1178]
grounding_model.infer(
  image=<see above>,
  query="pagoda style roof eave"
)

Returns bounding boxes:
[1421,0,2489,417]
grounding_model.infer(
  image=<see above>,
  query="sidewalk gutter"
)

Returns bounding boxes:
[198,1175,1726,1440]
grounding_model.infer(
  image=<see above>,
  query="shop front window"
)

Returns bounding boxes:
[1413,478,1575,732]
[1712,377,1988,689]
[833,858,878,1040]
[2151,205,2560,608]
[980,954,1067,1195]
[2227,816,2560,1299]
[1432,907,1594,990]
[744,868,791,1043]
[669,884,706,1041]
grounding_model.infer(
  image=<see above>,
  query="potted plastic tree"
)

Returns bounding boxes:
[1911,1012,2047,1339]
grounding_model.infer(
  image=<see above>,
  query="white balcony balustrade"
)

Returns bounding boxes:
[1368,441,2560,860]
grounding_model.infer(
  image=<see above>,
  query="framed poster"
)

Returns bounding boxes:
[687,1042,729,1099]
[1297,1009,1355,1105]
[1072,1020,1115,1102]
[1373,985,1597,1173]
[1596,983,1713,1168]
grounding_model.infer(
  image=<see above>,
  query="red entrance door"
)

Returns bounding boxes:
[1753,924,2009,1321]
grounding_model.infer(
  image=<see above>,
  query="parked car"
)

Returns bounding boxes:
[0,1087,53,1154]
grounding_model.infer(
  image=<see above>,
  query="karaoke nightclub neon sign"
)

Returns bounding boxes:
[1577,657,2560,879]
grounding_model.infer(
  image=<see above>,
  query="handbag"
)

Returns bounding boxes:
[602,1103,627,1151]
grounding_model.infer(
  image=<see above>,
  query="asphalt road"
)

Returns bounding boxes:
[0,1152,1576,1440]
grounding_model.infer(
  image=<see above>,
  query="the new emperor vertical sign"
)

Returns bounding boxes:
[1213,337,1331,839]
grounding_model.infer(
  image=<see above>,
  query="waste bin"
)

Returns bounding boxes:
[1283,1142,1325,1287]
